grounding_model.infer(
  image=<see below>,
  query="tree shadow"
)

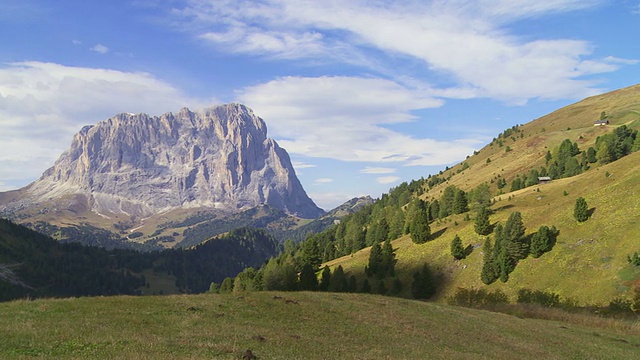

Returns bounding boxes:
[464,245,474,257]
[587,207,596,219]
[492,204,515,212]
[430,227,447,240]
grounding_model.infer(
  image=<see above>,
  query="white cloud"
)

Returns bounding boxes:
[238,76,479,166]
[90,44,109,54]
[292,161,316,169]
[0,61,205,189]
[172,0,620,103]
[314,178,333,184]
[376,176,400,185]
[360,167,396,174]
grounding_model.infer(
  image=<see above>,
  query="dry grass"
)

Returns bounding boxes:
[1,292,640,359]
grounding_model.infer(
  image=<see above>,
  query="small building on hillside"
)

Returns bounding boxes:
[538,176,552,184]
[594,119,609,126]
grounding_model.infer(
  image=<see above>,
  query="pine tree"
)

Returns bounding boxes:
[390,278,403,295]
[411,264,436,299]
[480,238,498,285]
[450,235,466,260]
[530,225,552,258]
[410,201,431,244]
[367,241,382,277]
[452,189,469,214]
[298,263,318,291]
[360,278,371,293]
[574,197,589,222]
[348,275,357,293]
[380,238,397,276]
[329,265,348,292]
[319,265,331,291]
[503,212,527,259]
[377,280,388,295]
[474,206,492,236]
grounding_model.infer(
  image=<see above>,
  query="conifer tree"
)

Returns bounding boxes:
[380,238,397,276]
[298,263,318,291]
[348,275,357,293]
[360,278,371,293]
[410,200,431,244]
[474,206,492,236]
[503,212,527,260]
[378,280,388,295]
[480,238,498,285]
[390,278,403,295]
[530,225,553,258]
[319,265,331,291]
[452,189,469,214]
[450,235,466,260]
[574,197,589,222]
[367,242,382,277]
[329,265,348,292]
[411,264,436,299]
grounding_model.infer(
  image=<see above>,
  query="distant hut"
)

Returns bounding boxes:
[538,176,552,184]
[594,119,609,126]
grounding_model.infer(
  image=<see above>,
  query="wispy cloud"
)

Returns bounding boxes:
[376,176,401,185]
[0,61,206,188]
[172,0,618,103]
[90,44,109,54]
[360,167,396,174]
[314,178,333,184]
[238,76,479,166]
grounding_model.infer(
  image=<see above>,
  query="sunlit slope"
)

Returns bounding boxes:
[327,84,640,305]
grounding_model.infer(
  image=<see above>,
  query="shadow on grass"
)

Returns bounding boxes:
[587,207,596,219]
[430,227,447,240]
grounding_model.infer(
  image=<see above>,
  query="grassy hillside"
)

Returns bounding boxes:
[327,152,639,304]
[1,291,639,359]
[323,85,640,305]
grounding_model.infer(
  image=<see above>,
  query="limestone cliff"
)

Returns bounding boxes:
[3,104,323,219]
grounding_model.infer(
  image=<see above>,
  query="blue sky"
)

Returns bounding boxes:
[0,0,638,210]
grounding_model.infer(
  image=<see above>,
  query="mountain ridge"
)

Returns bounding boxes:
[0,103,323,247]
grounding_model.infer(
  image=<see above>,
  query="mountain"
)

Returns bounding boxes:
[0,104,323,248]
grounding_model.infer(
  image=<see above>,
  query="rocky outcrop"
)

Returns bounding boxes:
[3,104,323,219]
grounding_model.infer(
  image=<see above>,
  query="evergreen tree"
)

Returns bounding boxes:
[410,200,431,244]
[348,275,357,293]
[262,258,297,291]
[474,206,492,236]
[319,265,331,291]
[360,278,371,293]
[452,189,469,214]
[503,212,527,260]
[586,147,597,163]
[378,280,388,295]
[328,265,348,292]
[480,238,498,285]
[450,235,466,260]
[301,238,322,270]
[390,278,403,295]
[298,263,318,291]
[219,277,234,293]
[367,242,382,277]
[380,238,397,277]
[529,225,556,258]
[428,200,440,223]
[411,264,436,299]
[574,197,589,222]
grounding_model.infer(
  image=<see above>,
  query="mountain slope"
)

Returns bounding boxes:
[0,104,323,247]
[318,84,640,305]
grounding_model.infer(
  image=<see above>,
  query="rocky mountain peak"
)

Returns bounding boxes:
[4,103,323,219]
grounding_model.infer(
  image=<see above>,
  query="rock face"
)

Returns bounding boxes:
[6,104,323,219]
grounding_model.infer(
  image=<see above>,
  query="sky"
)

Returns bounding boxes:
[0,0,639,210]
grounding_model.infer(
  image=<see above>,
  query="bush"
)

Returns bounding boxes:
[447,287,508,308]
[517,289,561,307]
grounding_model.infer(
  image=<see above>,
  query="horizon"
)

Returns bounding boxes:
[1,1,639,210]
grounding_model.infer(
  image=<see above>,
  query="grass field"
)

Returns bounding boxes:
[1,291,640,359]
